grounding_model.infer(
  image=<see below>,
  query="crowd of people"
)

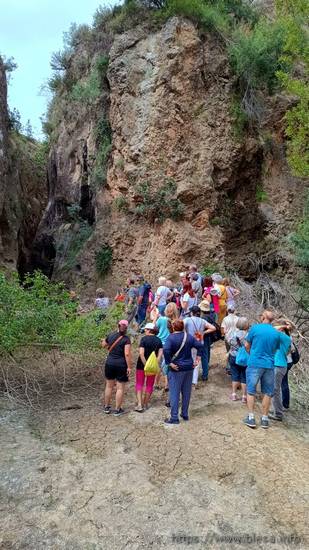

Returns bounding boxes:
[97,265,299,429]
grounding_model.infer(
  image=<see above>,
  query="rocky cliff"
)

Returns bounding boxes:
[2,5,306,292]
[0,58,47,276]
[29,13,306,295]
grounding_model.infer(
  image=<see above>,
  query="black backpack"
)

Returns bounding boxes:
[291,342,300,365]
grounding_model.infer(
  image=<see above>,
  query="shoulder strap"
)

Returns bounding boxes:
[172,332,187,361]
[108,334,124,354]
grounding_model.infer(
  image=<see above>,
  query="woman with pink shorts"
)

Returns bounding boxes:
[135,323,163,412]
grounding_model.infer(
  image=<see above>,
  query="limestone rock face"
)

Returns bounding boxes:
[0,57,47,274]
[30,17,305,293]
[96,18,264,284]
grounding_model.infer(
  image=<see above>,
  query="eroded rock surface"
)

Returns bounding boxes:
[0,58,47,275]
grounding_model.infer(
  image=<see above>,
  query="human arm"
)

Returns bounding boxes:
[124,343,132,375]
[204,321,216,335]
[245,327,253,353]
[139,346,146,366]
[181,294,189,311]
[157,348,163,363]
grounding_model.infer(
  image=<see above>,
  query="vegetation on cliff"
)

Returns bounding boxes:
[43,0,308,181]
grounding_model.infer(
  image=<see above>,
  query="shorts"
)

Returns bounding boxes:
[229,355,246,384]
[105,363,128,383]
[135,369,156,394]
[246,367,274,397]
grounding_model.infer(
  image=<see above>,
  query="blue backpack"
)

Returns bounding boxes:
[236,346,249,367]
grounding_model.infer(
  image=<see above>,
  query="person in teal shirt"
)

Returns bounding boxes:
[155,314,170,345]
[244,310,280,429]
[269,326,291,422]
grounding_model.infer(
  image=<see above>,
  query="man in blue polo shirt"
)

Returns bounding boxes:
[244,310,280,429]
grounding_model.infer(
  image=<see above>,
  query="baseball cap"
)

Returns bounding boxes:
[144,322,155,330]
[118,319,129,327]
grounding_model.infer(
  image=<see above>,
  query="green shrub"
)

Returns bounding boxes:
[56,302,125,353]
[275,1,309,177]
[134,179,184,223]
[33,141,49,177]
[114,195,129,212]
[107,0,147,33]
[95,245,113,276]
[209,216,221,226]
[67,203,81,221]
[281,76,309,178]
[201,263,224,276]
[290,191,309,309]
[230,95,248,139]
[255,185,268,202]
[230,20,287,93]
[290,192,309,269]
[90,137,112,188]
[58,221,93,272]
[163,0,230,34]
[91,116,112,188]
[0,270,125,356]
[0,271,76,354]
[71,55,109,104]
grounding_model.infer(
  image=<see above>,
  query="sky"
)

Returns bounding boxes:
[0,0,119,138]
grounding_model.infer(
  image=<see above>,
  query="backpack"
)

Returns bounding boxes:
[192,318,203,342]
[291,342,300,365]
[210,322,224,343]
[236,346,249,367]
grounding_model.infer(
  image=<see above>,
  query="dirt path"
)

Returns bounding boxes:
[1,343,308,550]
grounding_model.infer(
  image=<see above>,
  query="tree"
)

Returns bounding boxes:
[8,107,22,133]
[24,119,34,140]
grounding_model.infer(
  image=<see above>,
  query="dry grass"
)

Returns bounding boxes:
[232,273,309,413]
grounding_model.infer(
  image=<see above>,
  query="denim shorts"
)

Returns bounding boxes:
[246,367,274,397]
[229,355,247,384]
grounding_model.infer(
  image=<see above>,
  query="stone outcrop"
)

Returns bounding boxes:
[0,57,47,275]
[28,17,306,292]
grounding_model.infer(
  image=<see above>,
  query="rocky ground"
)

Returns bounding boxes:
[1,343,308,550]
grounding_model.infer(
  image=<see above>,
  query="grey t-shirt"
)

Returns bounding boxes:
[184,316,212,338]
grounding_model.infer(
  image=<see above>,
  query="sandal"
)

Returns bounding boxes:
[134,406,144,413]
[230,393,238,401]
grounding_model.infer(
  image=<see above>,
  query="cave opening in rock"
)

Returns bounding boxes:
[17,234,57,280]
[80,184,95,226]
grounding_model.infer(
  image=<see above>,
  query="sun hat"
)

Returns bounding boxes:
[118,319,129,327]
[199,300,211,312]
[212,273,223,283]
[144,322,155,330]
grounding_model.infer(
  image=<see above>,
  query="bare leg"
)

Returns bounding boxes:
[231,381,238,394]
[104,380,115,406]
[155,372,161,388]
[143,391,152,408]
[261,394,271,416]
[136,390,143,409]
[241,383,247,396]
[247,394,255,414]
[115,382,126,409]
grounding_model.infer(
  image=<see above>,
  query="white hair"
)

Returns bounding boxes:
[159,276,166,285]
